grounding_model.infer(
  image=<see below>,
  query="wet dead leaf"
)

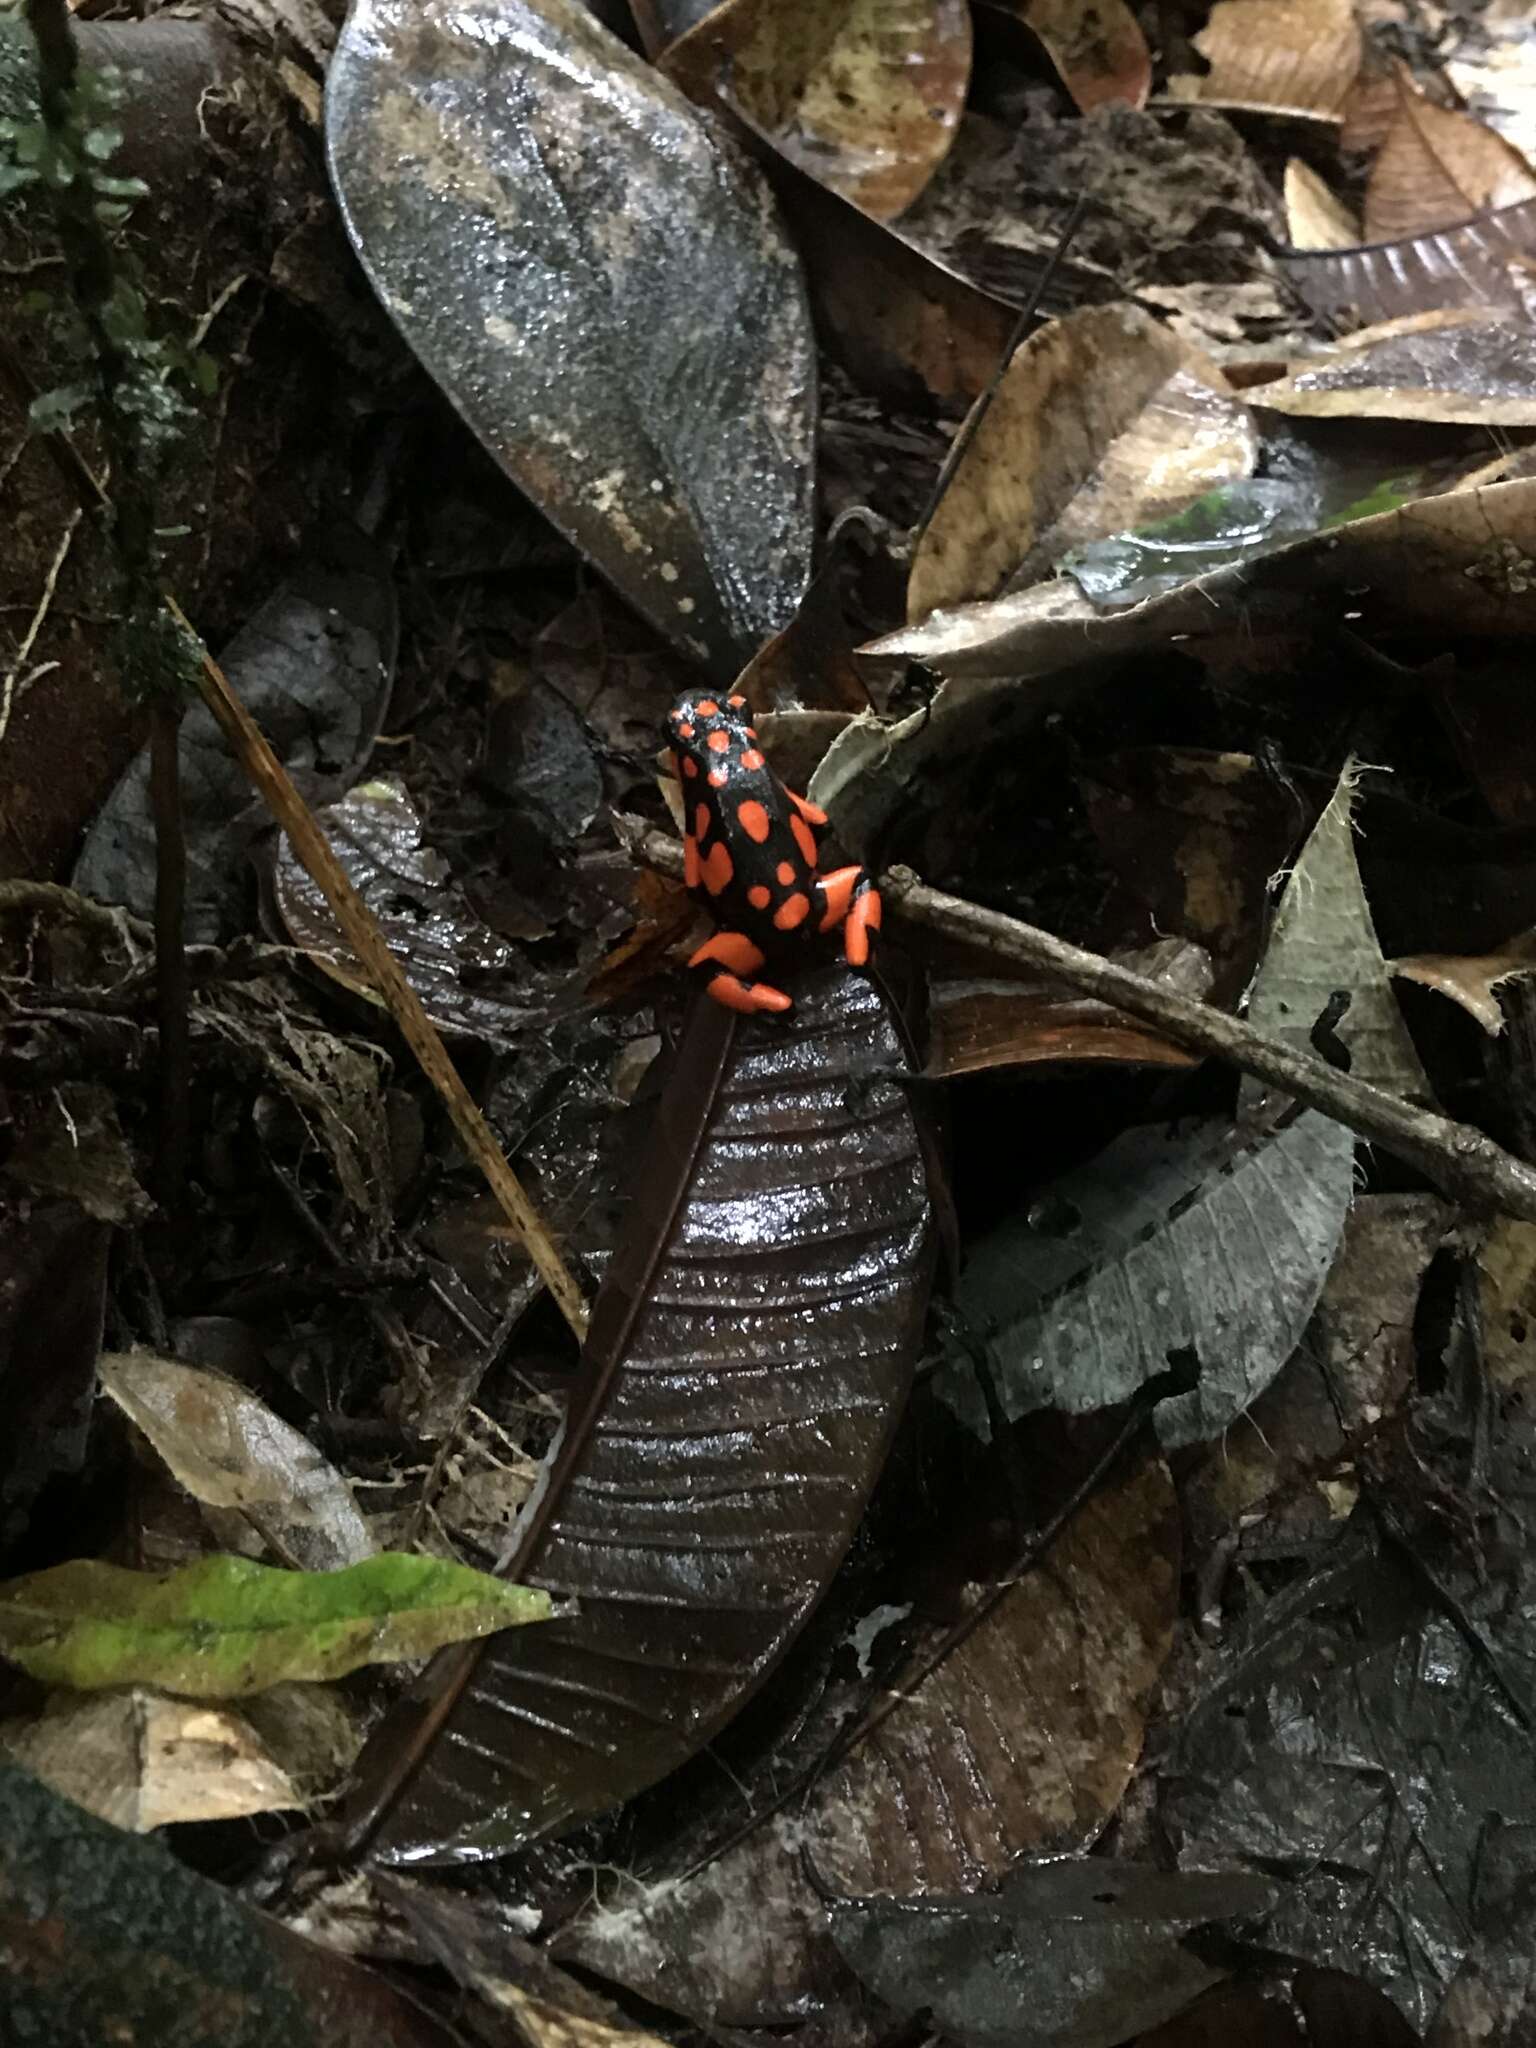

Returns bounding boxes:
[559,1456,1178,2021]
[328,0,815,674]
[1283,157,1360,249]
[1393,931,1536,1036]
[1365,74,1536,245]
[927,939,1211,1077]
[664,0,972,222]
[992,0,1150,114]
[1255,311,1536,425]
[272,779,549,1048]
[830,1863,1277,2048]
[99,1350,373,1574]
[908,304,1257,619]
[73,543,398,946]
[1245,761,1432,1105]
[948,1111,1352,1448]
[1166,0,1361,122]
[1,1688,298,1833]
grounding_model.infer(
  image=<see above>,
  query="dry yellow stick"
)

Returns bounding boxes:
[164,595,589,1342]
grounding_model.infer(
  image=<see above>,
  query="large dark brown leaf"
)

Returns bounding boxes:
[347,963,935,1866]
[327,0,816,677]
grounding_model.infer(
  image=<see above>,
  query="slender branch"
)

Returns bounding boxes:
[166,597,590,1342]
[147,700,189,1197]
[619,820,1536,1222]
[24,0,189,1199]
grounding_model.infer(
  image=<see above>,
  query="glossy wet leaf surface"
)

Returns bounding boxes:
[327,0,815,674]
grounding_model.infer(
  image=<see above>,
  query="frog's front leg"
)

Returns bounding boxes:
[689,929,793,1015]
[818,866,883,968]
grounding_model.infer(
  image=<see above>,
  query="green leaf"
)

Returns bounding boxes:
[0,1552,552,1698]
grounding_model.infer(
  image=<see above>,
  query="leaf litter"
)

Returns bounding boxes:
[15,0,1536,2041]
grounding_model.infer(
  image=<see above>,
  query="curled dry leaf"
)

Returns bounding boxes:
[1283,157,1360,250]
[559,1456,1179,2022]
[1255,310,1536,426]
[1,1688,298,1833]
[1165,0,1361,122]
[991,0,1150,115]
[273,779,550,1048]
[664,0,972,222]
[1393,932,1536,1036]
[908,304,1257,621]
[927,938,1212,1077]
[1280,196,1536,326]
[327,0,815,674]
[1365,75,1536,246]
[99,1350,373,1573]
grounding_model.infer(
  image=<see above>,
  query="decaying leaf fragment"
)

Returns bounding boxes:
[1,1688,298,1833]
[946,1111,1353,1449]
[908,304,1256,620]
[1165,0,1361,122]
[559,1457,1179,2023]
[1244,761,1432,1106]
[99,1351,372,1573]
[830,1863,1278,2048]
[327,0,815,673]
[1254,311,1536,426]
[663,0,972,222]
[1394,930,1536,1036]
[991,0,1150,115]
[0,1553,551,1697]
[273,780,549,1047]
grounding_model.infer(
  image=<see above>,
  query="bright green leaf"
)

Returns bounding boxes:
[0,1552,552,1698]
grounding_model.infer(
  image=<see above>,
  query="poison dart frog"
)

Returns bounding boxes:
[667,690,881,1015]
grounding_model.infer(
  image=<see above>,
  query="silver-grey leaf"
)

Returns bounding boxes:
[326,0,816,676]
[944,1111,1354,1448]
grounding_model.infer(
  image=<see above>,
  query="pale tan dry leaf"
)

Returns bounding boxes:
[1,1688,298,1831]
[664,0,972,221]
[99,1350,372,1573]
[1445,5,1536,175]
[1365,75,1536,243]
[1255,309,1536,424]
[1393,931,1536,1034]
[991,0,1149,113]
[1166,0,1361,121]
[1284,156,1361,248]
[909,303,1257,621]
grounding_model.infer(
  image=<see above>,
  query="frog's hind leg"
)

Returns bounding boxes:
[689,929,792,1015]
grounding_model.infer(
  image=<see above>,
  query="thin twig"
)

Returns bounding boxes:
[620,821,1536,1223]
[147,701,189,1196]
[165,595,590,1341]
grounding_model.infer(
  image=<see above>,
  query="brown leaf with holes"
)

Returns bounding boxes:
[1365,74,1536,244]
[1166,0,1361,122]
[909,304,1256,621]
[664,0,972,222]
[557,1456,1178,2022]
[993,0,1149,114]
[1284,157,1360,248]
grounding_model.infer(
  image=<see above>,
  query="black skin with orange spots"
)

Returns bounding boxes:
[667,690,881,1015]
